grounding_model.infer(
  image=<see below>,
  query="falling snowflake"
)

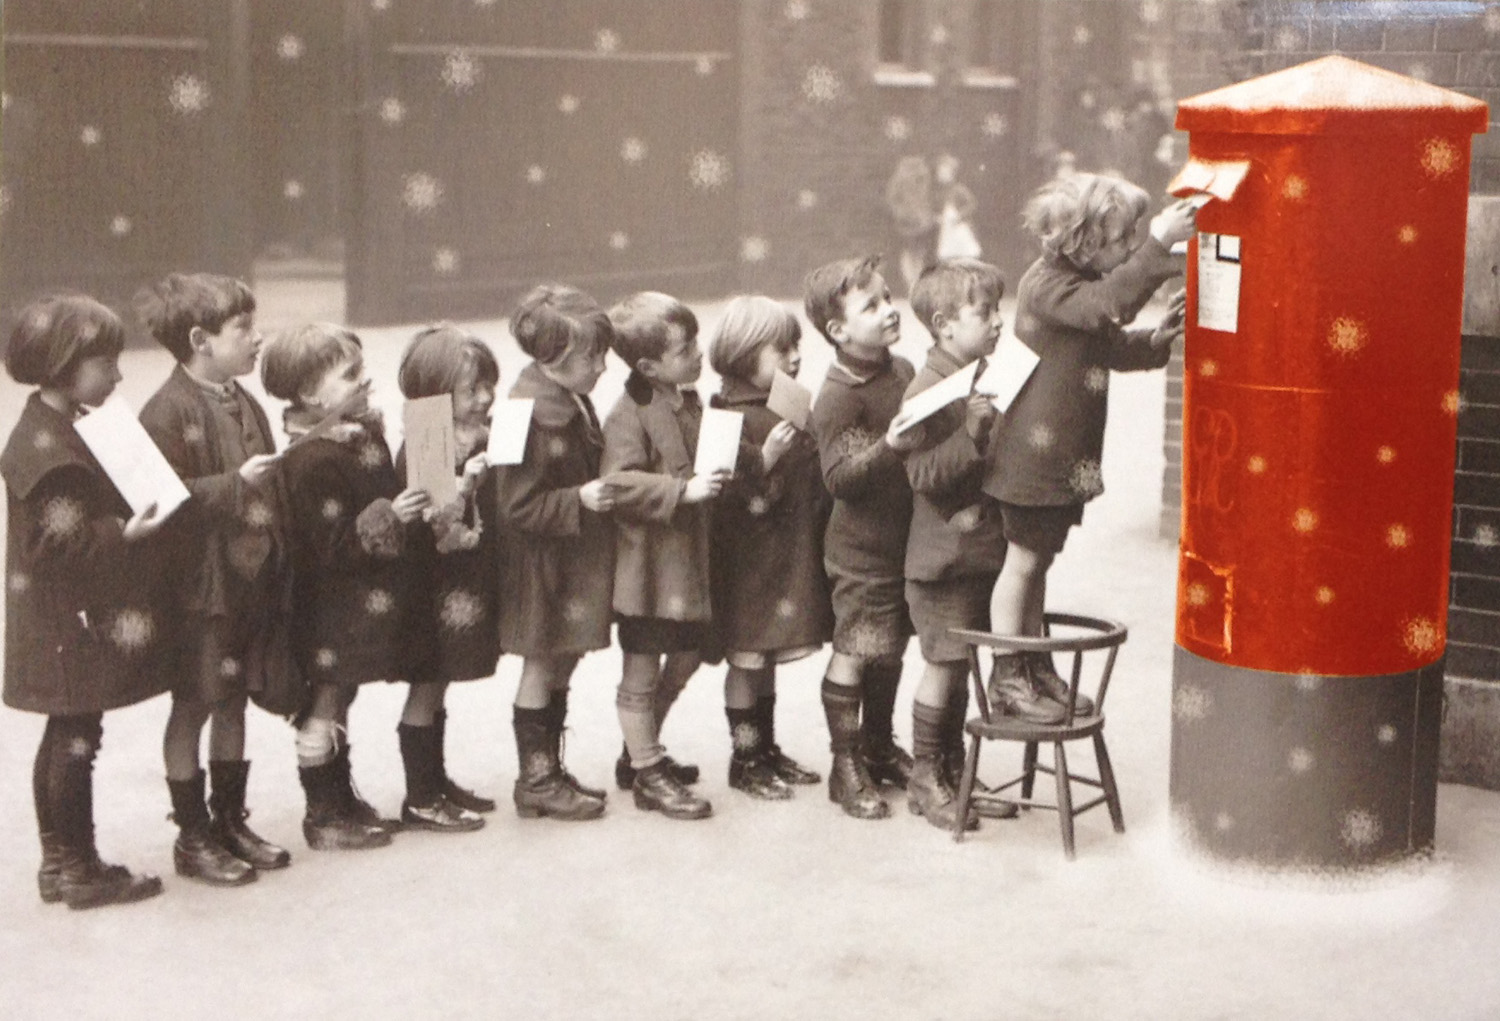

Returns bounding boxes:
[32,429,54,450]
[564,599,589,623]
[1083,366,1109,394]
[68,737,94,759]
[169,73,211,115]
[1100,107,1127,134]
[1340,808,1382,850]
[1172,685,1210,722]
[322,498,343,520]
[110,215,133,238]
[365,588,394,616]
[1314,586,1335,606]
[1274,26,1301,51]
[315,647,337,670]
[402,172,444,213]
[732,722,759,751]
[220,656,242,678]
[1288,747,1314,773]
[1198,359,1219,378]
[1397,224,1418,245]
[441,589,483,632]
[558,94,580,115]
[844,619,892,658]
[527,750,552,776]
[740,236,769,263]
[1376,445,1397,465]
[1475,524,1499,547]
[1386,524,1411,549]
[277,34,305,61]
[608,231,630,252]
[1377,723,1398,745]
[982,112,1008,138]
[1140,0,1163,23]
[379,97,406,124]
[1442,389,1464,415]
[666,595,687,617]
[359,444,385,469]
[245,501,273,529]
[42,497,85,539]
[776,598,797,620]
[1068,459,1104,498]
[1282,175,1308,200]
[1213,811,1234,832]
[1028,423,1054,450]
[595,28,621,53]
[785,0,809,20]
[80,125,102,147]
[526,164,547,185]
[689,149,730,191]
[884,115,912,142]
[1292,508,1318,534]
[744,494,772,517]
[1420,138,1459,178]
[797,189,819,210]
[620,137,647,164]
[431,247,460,275]
[283,179,305,201]
[695,55,715,76]
[110,609,155,652]
[1408,62,1431,82]
[1185,582,1210,607]
[1293,670,1322,693]
[802,64,842,104]
[8,572,29,593]
[1073,24,1092,45]
[442,50,482,93]
[548,436,571,459]
[1402,617,1442,655]
[1328,316,1367,355]
[1246,455,1267,475]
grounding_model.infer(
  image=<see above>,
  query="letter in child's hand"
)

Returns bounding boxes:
[75,394,191,519]
[486,398,535,466]
[403,394,459,506]
[694,407,744,476]
[766,369,813,431]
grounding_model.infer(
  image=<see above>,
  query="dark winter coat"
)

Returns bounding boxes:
[601,373,713,623]
[983,239,1179,508]
[1,393,177,714]
[809,349,916,578]
[902,346,1007,582]
[279,417,428,686]
[493,362,614,657]
[709,381,833,655]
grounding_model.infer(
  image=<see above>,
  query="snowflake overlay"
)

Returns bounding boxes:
[1386,523,1411,550]
[1397,224,1418,245]
[220,656,242,678]
[1172,685,1210,723]
[558,94,580,115]
[315,648,338,670]
[402,172,444,213]
[1083,366,1109,395]
[802,65,841,104]
[441,589,483,632]
[1420,138,1459,178]
[169,74,211,115]
[80,125,102,147]
[110,215,133,238]
[732,723,759,752]
[1314,586,1335,606]
[365,588,395,616]
[322,498,343,520]
[1340,808,1382,850]
[109,609,155,653]
[1327,316,1367,355]
[380,97,406,125]
[1376,445,1397,465]
[1282,175,1308,201]
[884,116,911,142]
[526,164,547,185]
[442,50,482,93]
[1068,459,1104,499]
[1292,508,1318,534]
[42,497,85,539]
[1377,723,1398,745]
[689,149,730,191]
[797,189,819,210]
[620,137,647,164]
[1185,582,1210,607]
[982,113,1008,138]
[776,598,797,620]
[359,444,385,469]
[8,572,29,594]
[609,231,630,252]
[1246,455,1267,475]
[741,236,770,263]
[1475,524,1499,548]
[1028,423,1054,450]
[785,0,809,21]
[277,34,305,61]
[595,28,621,54]
[1402,617,1441,656]
[284,179,305,200]
[1287,747,1314,773]
[433,247,460,275]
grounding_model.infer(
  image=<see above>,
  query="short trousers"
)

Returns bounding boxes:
[998,501,1084,557]
[827,564,912,660]
[617,616,710,655]
[906,573,1000,665]
[724,644,822,671]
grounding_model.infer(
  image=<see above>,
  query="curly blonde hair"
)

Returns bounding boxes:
[1022,173,1150,268]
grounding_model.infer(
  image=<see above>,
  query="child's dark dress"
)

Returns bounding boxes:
[1,394,176,715]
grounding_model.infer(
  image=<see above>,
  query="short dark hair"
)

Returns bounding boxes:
[4,293,126,388]
[909,259,1005,338]
[397,323,500,400]
[134,272,256,363]
[802,255,881,345]
[260,322,362,405]
[510,284,612,366]
[607,291,697,370]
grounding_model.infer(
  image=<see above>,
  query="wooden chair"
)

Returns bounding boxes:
[948,613,1128,859]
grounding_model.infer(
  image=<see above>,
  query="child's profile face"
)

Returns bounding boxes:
[195,311,261,381]
[941,297,1002,364]
[302,349,369,417]
[748,337,800,391]
[547,340,608,395]
[833,273,901,352]
[64,353,123,408]
[1085,213,1143,273]
[643,323,702,387]
[451,360,496,429]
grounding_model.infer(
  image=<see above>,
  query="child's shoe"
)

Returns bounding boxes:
[299,763,392,851]
[632,760,712,819]
[37,832,68,904]
[827,751,891,820]
[729,755,794,800]
[1025,652,1095,715]
[209,760,291,870]
[987,654,1066,725]
[863,739,914,789]
[435,709,497,813]
[614,744,699,789]
[401,797,485,832]
[906,754,979,831]
[513,711,605,821]
[168,773,257,887]
[765,745,821,786]
[334,744,401,833]
[56,850,164,910]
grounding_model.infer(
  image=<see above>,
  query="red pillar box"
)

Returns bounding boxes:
[1167,56,1487,869]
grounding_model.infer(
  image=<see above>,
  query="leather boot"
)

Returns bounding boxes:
[632,759,712,820]
[54,847,165,910]
[861,661,912,788]
[169,772,257,886]
[513,709,605,821]
[943,691,1016,820]
[333,743,401,833]
[209,760,291,870]
[37,831,68,904]
[549,694,607,801]
[758,695,820,785]
[1026,652,1095,716]
[822,679,890,820]
[614,743,699,790]
[988,654,1066,725]
[726,707,793,801]
[435,709,496,813]
[398,723,484,833]
[908,702,978,831]
[299,762,392,851]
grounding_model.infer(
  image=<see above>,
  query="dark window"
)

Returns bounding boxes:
[878,0,921,69]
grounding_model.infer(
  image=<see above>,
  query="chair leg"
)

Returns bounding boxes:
[1094,732,1125,834]
[1021,741,1038,803]
[953,735,982,844]
[1054,742,1075,860]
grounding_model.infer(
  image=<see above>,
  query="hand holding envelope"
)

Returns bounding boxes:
[74,394,191,521]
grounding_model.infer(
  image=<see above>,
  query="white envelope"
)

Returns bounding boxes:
[694,407,743,476]
[975,339,1042,413]
[403,394,459,506]
[892,358,980,435]
[766,369,813,431]
[75,394,190,519]
[485,398,534,466]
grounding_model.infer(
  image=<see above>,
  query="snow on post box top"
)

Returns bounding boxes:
[1175,55,1488,137]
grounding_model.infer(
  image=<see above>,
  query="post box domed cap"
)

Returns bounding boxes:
[1175,55,1489,136]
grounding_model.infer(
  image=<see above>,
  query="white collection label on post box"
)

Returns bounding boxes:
[1196,231,1241,333]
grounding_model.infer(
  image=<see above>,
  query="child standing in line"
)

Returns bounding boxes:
[136,273,292,887]
[707,296,830,800]
[492,285,617,823]
[261,323,431,850]
[805,256,922,821]
[984,175,1193,717]
[900,259,1017,831]
[602,292,729,821]
[3,294,172,908]
[392,324,501,833]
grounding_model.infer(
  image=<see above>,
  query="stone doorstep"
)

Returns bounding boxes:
[1441,674,1500,791]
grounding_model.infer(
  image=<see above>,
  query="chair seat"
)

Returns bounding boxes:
[965,712,1104,742]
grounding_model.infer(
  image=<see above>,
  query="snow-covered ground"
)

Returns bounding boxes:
[1,279,1497,1020]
